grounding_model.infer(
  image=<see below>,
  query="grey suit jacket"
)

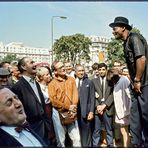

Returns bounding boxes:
[92,76,114,116]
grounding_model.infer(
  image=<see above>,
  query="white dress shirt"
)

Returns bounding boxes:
[1,126,42,147]
[75,77,82,88]
[39,83,50,104]
[100,76,106,102]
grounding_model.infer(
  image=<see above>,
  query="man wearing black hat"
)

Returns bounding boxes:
[109,16,148,147]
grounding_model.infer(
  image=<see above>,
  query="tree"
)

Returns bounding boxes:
[0,54,20,63]
[131,27,140,34]
[53,33,92,65]
[106,27,141,67]
[107,38,124,66]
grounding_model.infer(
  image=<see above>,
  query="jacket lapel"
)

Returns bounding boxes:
[29,128,48,146]
[21,77,43,105]
[97,77,102,90]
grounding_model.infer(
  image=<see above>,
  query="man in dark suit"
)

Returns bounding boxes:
[0,87,47,147]
[75,64,95,147]
[11,57,51,145]
[92,63,114,147]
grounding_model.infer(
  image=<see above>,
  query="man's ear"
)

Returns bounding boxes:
[122,26,126,32]
[21,65,26,71]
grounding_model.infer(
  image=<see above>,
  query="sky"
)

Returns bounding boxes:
[0,1,148,48]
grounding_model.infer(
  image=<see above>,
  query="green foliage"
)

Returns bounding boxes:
[106,38,125,67]
[0,54,20,63]
[131,27,140,34]
[53,33,92,64]
[107,27,141,67]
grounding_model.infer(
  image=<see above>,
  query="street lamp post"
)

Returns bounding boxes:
[51,16,67,63]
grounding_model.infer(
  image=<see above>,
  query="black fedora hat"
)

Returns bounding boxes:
[109,16,132,31]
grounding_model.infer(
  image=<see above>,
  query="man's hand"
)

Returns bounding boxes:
[97,104,107,115]
[87,112,94,121]
[69,105,77,113]
[68,111,77,119]
[134,82,141,94]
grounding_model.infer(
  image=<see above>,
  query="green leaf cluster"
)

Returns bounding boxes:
[53,33,92,64]
[0,54,20,63]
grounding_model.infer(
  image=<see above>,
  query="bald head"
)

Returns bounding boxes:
[0,88,26,126]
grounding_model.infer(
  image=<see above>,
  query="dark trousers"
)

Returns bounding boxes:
[129,88,143,145]
[92,112,113,146]
[140,85,148,146]
[78,116,92,147]
[45,103,56,146]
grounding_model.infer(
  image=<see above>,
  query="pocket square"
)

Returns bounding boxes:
[85,84,89,87]
[95,92,99,98]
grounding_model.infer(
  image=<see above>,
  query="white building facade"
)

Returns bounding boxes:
[0,36,110,66]
[88,35,110,65]
[0,42,51,63]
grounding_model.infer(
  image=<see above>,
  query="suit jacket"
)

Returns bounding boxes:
[11,77,51,144]
[0,128,47,147]
[78,76,95,118]
[89,74,98,80]
[92,76,114,116]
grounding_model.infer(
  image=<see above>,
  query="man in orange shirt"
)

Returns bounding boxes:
[48,61,81,147]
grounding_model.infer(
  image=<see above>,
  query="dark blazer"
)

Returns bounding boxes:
[92,76,114,116]
[11,77,51,144]
[89,74,97,80]
[79,76,95,118]
[0,128,47,147]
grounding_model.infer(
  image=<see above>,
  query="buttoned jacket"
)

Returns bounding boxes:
[78,75,95,118]
[48,76,79,111]
[92,76,114,116]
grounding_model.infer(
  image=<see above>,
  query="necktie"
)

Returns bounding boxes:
[15,122,30,133]
[78,79,81,93]
[102,77,105,101]
[30,78,34,84]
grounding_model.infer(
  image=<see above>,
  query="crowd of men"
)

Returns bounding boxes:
[0,58,135,147]
[0,16,148,147]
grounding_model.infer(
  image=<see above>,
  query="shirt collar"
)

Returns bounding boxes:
[39,83,47,91]
[23,75,35,84]
[1,126,20,138]
[54,75,68,82]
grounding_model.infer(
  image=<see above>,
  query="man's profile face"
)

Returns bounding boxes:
[0,88,26,126]
[55,62,66,76]
[22,57,37,77]
[112,26,124,39]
